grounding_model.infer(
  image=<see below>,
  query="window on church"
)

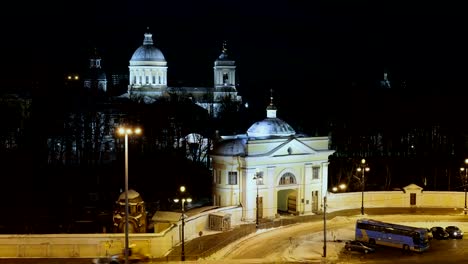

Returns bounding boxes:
[228,171,237,185]
[145,76,149,84]
[216,170,221,184]
[312,167,320,180]
[223,73,229,85]
[152,76,156,84]
[280,172,296,185]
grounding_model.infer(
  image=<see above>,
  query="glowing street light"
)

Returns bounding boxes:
[117,126,141,264]
[332,183,347,193]
[174,186,192,261]
[357,159,370,215]
[460,158,468,215]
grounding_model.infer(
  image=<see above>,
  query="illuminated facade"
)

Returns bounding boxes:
[210,98,335,221]
[127,29,241,117]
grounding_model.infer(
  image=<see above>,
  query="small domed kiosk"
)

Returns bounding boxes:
[113,189,147,233]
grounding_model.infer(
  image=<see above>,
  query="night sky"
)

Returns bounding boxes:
[5,1,467,108]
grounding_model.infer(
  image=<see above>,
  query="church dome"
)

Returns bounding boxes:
[211,138,246,156]
[117,189,143,203]
[214,42,235,66]
[130,32,166,62]
[246,118,296,138]
[246,97,296,138]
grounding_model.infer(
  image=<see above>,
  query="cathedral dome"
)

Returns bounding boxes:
[246,118,296,138]
[211,138,247,156]
[246,98,295,138]
[130,32,166,62]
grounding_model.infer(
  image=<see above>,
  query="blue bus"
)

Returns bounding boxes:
[355,218,430,252]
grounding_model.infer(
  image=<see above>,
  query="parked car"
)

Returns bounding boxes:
[92,250,150,264]
[445,225,464,239]
[430,226,450,240]
[344,240,376,254]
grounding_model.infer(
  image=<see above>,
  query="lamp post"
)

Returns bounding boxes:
[253,171,263,228]
[323,196,327,258]
[460,158,468,215]
[357,158,370,215]
[117,126,141,264]
[174,186,192,261]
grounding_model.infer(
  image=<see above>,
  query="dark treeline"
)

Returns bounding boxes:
[286,78,468,193]
[0,81,229,233]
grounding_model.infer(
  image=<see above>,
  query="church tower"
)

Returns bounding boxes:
[213,42,237,95]
[212,41,240,116]
[83,48,107,97]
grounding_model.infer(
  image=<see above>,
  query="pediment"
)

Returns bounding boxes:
[270,138,316,156]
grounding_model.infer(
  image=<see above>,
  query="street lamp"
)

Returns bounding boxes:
[117,126,141,264]
[253,171,263,228]
[356,158,370,215]
[332,183,347,193]
[460,158,468,215]
[174,186,192,261]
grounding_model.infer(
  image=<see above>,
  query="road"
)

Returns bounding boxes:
[211,212,468,263]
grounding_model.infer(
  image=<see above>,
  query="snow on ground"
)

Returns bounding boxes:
[205,213,468,263]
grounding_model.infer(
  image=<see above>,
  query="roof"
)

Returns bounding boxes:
[246,117,296,138]
[151,211,181,222]
[211,137,247,156]
[130,32,166,62]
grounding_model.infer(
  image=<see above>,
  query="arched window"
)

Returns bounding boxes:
[279,172,296,185]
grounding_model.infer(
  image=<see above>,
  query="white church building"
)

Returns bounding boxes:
[126,29,241,117]
[210,97,335,222]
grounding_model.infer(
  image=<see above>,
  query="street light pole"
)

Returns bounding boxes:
[460,159,468,215]
[124,132,129,264]
[174,186,192,261]
[118,126,141,264]
[181,199,186,261]
[357,159,370,215]
[253,172,263,228]
[323,196,327,258]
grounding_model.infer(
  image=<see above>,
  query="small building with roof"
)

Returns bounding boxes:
[210,95,335,222]
[113,189,147,233]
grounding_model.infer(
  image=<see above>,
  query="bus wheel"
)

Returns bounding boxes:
[403,244,410,252]
[368,239,376,245]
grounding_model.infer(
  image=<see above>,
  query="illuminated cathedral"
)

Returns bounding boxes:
[125,29,242,117]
